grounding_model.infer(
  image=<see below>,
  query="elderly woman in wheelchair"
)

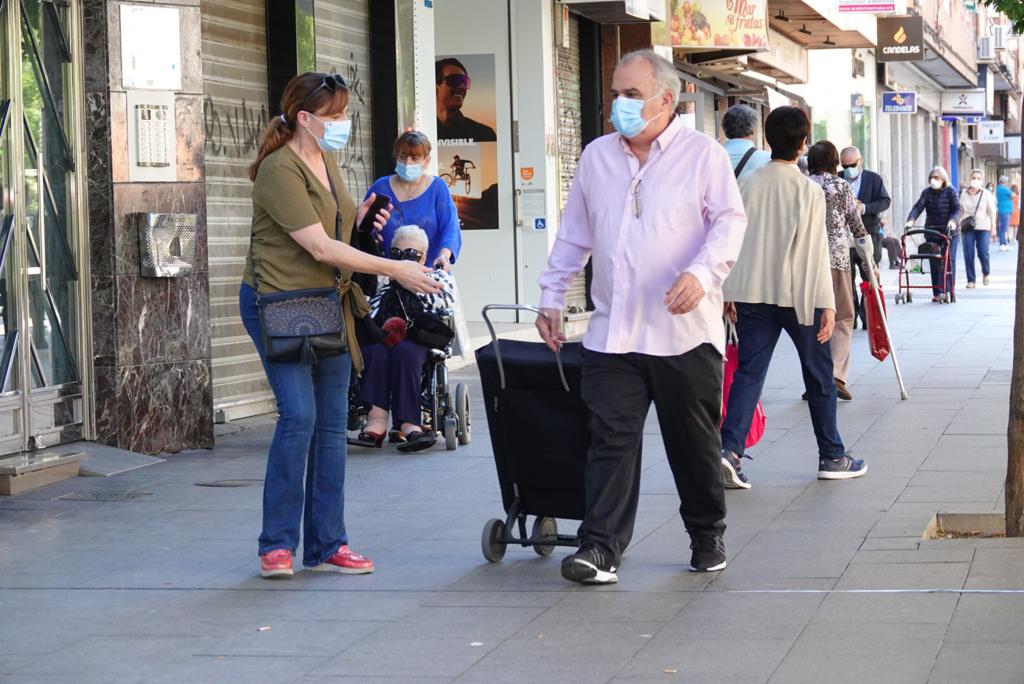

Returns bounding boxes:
[351,225,457,452]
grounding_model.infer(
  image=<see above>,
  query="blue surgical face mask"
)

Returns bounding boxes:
[845,166,861,180]
[306,114,351,152]
[610,94,663,139]
[395,162,423,183]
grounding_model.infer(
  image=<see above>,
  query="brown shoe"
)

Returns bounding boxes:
[835,379,853,401]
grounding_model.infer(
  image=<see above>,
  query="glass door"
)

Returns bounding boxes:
[0,0,86,455]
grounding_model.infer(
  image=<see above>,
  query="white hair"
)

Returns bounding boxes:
[618,49,680,105]
[969,168,985,178]
[392,224,429,253]
[929,166,950,186]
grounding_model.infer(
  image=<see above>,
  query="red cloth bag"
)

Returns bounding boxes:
[860,282,890,362]
[721,321,767,449]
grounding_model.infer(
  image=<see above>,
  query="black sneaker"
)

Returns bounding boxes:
[721,449,751,489]
[818,453,868,480]
[689,536,727,572]
[560,545,618,585]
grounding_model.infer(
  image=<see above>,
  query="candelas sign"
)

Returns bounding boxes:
[877,16,924,62]
[653,0,769,50]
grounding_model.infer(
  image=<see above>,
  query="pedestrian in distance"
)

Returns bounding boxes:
[721,106,867,490]
[996,175,1013,250]
[1010,183,1020,245]
[905,167,962,302]
[959,169,997,289]
[840,146,890,328]
[721,104,771,182]
[241,72,441,579]
[536,49,747,583]
[807,140,870,402]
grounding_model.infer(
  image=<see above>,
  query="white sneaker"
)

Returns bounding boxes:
[966,282,976,289]
[983,275,990,286]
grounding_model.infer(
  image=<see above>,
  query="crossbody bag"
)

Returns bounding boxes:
[249,172,348,365]
[960,191,984,232]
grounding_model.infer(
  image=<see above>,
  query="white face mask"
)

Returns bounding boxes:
[970,179,983,189]
[929,178,944,190]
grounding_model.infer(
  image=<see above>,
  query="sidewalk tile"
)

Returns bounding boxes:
[929,641,1024,684]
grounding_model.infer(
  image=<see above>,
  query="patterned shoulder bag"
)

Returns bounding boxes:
[250,171,347,365]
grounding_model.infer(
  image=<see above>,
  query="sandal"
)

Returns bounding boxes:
[348,431,384,448]
[396,430,437,453]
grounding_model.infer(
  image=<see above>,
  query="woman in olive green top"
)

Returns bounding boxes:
[242,72,440,579]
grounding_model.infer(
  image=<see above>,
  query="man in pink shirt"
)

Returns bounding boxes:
[536,50,747,584]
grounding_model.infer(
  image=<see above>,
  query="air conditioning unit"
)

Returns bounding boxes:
[978,35,995,61]
[993,25,1008,50]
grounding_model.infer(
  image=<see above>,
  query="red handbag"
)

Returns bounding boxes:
[860,282,890,362]
[721,321,767,449]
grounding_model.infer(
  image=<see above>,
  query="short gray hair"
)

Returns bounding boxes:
[722,104,758,139]
[999,175,1010,183]
[969,168,985,179]
[840,146,861,159]
[392,225,428,254]
[618,49,680,105]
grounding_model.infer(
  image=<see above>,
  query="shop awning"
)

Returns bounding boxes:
[768,0,875,49]
[561,0,664,24]
[913,20,977,88]
[674,59,809,109]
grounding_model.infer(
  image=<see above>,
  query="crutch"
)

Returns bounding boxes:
[855,236,909,400]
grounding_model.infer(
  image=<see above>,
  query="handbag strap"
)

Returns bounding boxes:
[734,147,757,179]
[249,156,343,298]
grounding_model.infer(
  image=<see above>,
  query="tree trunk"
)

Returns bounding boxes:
[1009,229,1024,536]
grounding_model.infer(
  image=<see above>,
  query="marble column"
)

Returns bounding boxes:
[83,0,213,454]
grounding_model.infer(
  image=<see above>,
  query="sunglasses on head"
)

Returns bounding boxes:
[298,73,348,110]
[437,73,471,90]
[388,247,423,262]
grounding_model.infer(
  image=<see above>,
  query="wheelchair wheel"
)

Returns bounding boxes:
[445,414,458,450]
[455,383,471,445]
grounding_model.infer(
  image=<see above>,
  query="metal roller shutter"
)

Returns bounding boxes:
[201,0,275,422]
[557,14,588,314]
[314,0,374,199]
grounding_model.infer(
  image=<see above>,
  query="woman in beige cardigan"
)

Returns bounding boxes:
[719,107,867,490]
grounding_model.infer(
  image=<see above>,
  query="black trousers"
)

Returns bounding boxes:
[578,344,726,565]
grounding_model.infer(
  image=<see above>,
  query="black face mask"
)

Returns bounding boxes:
[388,247,423,262]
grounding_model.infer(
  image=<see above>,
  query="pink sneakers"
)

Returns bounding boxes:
[309,545,375,574]
[260,549,294,578]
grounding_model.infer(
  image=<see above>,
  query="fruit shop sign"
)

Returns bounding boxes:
[655,0,769,49]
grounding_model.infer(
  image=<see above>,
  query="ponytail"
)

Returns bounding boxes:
[248,116,294,181]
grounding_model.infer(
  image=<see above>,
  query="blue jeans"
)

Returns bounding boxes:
[997,212,1011,246]
[720,303,845,460]
[962,230,991,283]
[239,283,351,566]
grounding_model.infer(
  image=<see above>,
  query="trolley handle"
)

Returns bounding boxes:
[481,304,571,393]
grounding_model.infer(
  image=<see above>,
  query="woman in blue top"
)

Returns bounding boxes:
[365,131,462,271]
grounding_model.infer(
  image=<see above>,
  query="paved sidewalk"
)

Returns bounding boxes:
[1,249,1022,683]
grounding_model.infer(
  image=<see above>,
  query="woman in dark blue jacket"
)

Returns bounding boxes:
[905,166,962,302]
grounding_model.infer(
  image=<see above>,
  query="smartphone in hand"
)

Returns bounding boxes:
[357,194,391,234]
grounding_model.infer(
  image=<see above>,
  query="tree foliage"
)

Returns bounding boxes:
[981,1,1024,32]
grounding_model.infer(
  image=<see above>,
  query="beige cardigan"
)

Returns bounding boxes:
[723,162,835,325]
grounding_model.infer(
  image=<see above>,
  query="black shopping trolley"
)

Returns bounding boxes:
[895,227,956,304]
[475,305,586,562]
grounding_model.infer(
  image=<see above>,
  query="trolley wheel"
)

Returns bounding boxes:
[455,383,471,445]
[895,293,903,305]
[906,292,913,303]
[943,293,950,304]
[444,414,458,451]
[481,518,507,563]
[532,516,558,557]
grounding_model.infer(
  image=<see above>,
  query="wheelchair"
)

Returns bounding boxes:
[347,310,472,451]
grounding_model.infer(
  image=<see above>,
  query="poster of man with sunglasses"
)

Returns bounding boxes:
[436,54,499,230]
